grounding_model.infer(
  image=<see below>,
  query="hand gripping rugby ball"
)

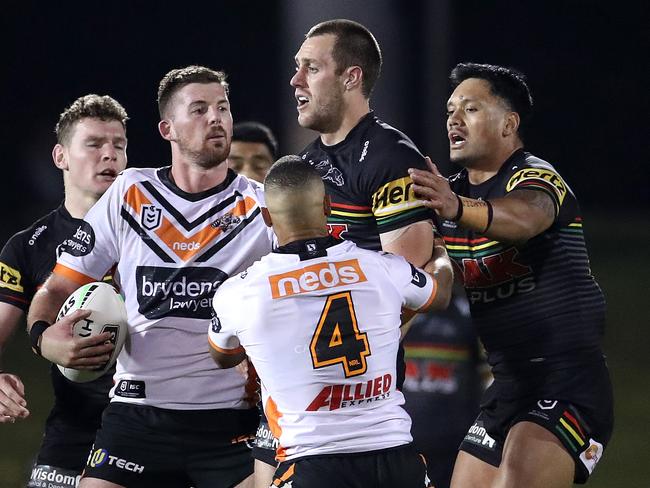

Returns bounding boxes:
[56,282,128,383]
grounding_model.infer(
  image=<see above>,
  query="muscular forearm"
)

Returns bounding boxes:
[409,161,556,244]
[27,284,70,331]
[454,192,555,244]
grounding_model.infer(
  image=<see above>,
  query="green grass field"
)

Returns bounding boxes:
[1,211,647,487]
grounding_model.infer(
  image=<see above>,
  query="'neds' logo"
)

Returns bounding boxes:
[269,259,367,298]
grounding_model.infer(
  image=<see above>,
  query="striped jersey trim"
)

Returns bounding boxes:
[53,263,97,285]
[208,335,244,355]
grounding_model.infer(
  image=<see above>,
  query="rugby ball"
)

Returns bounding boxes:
[56,282,128,383]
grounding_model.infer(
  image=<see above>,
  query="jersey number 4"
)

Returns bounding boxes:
[309,291,371,378]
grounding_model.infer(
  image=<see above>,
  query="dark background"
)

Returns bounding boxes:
[1,1,648,486]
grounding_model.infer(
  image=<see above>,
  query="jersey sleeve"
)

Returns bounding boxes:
[365,139,432,234]
[504,164,569,217]
[0,234,33,311]
[55,176,123,284]
[251,180,278,249]
[208,281,244,355]
[381,253,438,312]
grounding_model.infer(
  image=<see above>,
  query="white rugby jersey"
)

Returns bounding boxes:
[209,237,438,460]
[55,167,274,409]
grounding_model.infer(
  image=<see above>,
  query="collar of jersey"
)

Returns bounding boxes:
[273,235,342,257]
[317,111,375,151]
[157,166,238,202]
[460,148,527,189]
[57,202,80,223]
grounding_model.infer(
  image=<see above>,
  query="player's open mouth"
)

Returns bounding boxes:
[296,95,309,110]
[449,133,466,147]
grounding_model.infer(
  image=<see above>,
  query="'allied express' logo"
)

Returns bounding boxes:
[136,266,228,319]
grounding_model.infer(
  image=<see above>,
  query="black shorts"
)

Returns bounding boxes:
[272,444,429,488]
[35,415,98,469]
[459,357,614,484]
[83,402,258,488]
[28,403,105,487]
[252,412,278,467]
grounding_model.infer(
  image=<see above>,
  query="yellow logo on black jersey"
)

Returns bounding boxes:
[371,176,423,217]
[506,168,567,205]
[0,261,23,292]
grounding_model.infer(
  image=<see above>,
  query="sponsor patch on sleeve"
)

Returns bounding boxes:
[58,221,96,257]
[371,176,424,218]
[409,263,427,288]
[0,261,23,292]
[505,168,568,206]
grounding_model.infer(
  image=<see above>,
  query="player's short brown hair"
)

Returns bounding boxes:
[307,19,382,98]
[55,94,128,145]
[157,65,229,118]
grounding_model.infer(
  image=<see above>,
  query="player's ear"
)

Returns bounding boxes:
[158,119,173,141]
[323,194,332,217]
[503,111,520,137]
[344,66,363,92]
[261,207,273,227]
[52,144,68,170]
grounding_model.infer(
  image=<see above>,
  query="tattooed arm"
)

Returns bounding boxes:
[409,159,556,244]
[486,189,556,243]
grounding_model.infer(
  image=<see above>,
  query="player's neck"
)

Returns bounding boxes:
[466,144,523,185]
[275,227,330,247]
[64,192,99,219]
[319,100,370,146]
[169,158,229,193]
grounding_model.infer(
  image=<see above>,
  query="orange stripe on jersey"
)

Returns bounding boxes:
[402,275,438,314]
[207,335,244,355]
[265,396,287,461]
[125,184,257,261]
[53,263,96,286]
[416,276,438,312]
[124,183,153,210]
[273,463,295,486]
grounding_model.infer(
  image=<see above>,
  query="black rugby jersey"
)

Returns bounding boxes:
[299,112,432,250]
[440,149,606,368]
[0,205,113,424]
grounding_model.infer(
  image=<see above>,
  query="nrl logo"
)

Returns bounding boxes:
[141,205,162,231]
[211,213,241,232]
